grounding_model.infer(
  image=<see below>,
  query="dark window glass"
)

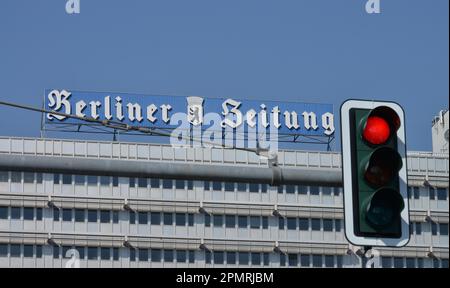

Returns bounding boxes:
[24,172,34,183]
[11,207,21,220]
[164,250,174,262]
[188,214,194,226]
[100,176,110,187]
[237,183,247,192]
[53,246,60,259]
[325,255,334,267]
[335,220,342,232]
[88,210,97,223]
[322,187,332,195]
[0,171,8,182]
[224,182,235,192]
[187,180,194,190]
[62,246,71,259]
[204,181,210,191]
[53,174,60,184]
[76,247,85,259]
[130,248,136,262]
[300,254,310,267]
[263,253,269,266]
[175,180,185,189]
[214,251,224,264]
[176,213,186,226]
[298,185,308,195]
[53,208,60,221]
[138,212,148,225]
[88,247,98,260]
[437,188,447,200]
[249,183,259,193]
[299,218,309,231]
[382,257,391,268]
[0,206,7,219]
[188,251,195,263]
[311,219,321,231]
[129,212,136,224]
[252,253,261,266]
[415,222,422,235]
[163,213,173,225]
[262,216,268,229]
[333,187,342,196]
[11,172,21,183]
[87,176,97,186]
[288,254,298,267]
[238,216,247,228]
[417,258,424,268]
[177,250,187,263]
[36,208,43,221]
[287,218,296,230]
[226,215,235,228]
[213,215,223,227]
[429,188,436,200]
[238,252,249,265]
[62,174,72,185]
[63,209,72,222]
[74,175,85,185]
[286,185,296,194]
[100,247,110,260]
[323,219,333,232]
[23,207,34,220]
[406,258,415,268]
[312,255,322,267]
[261,184,268,193]
[162,179,173,189]
[432,222,438,235]
[36,245,43,258]
[205,250,211,264]
[112,177,119,187]
[23,245,33,257]
[100,210,110,223]
[278,217,285,229]
[439,223,449,236]
[113,211,119,223]
[279,253,286,267]
[150,179,160,188]
[205,214,211,227]
[393,257,403,268]
[138,178,147,188]
[212,182,222,191]
[277,185,284,194]
[432,258,440,268]
[414,187,420,199]
[151,212,161,225]
[250,216,260,229]
[442,259,449,268]
[310,186,319,195]
[129,178,136,188]
[151,249,161,262]
[227,252,236,265]
[139,249,148,261]
[113,248,119,261]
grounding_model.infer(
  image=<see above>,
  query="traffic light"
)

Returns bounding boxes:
[340,100,410,247]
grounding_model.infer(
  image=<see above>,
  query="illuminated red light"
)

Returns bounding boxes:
[363,116,391,145]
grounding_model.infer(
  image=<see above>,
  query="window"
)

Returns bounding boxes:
[151,249,162,262]
[325,255,334,267]
[138,178,147,188]
[225,215,235,228]
[11,172,21,183]
[24,173,34,184]
[312,255,322,267]
[214,251,224,264]
[333,187,342,196]
[442,259,449,268]
[0,206,7,219]
[335,220,342,232]
[189,251,195,263]
[277,185,284,194]
[413,187,420,199]
[163,213,173,225]
[322,187,332,196]
[88,210,97,223]
[36,245,43,258]
[286,185,295,194]
[252,253,261,266]
[212,182,222,191]
[176,250,186,263]
[237,183,247,192]
[175,213,186,226]
[101,248,111,260]
[323,219,333,232]
[10,244,20,257]
[129,178,136,188]
[238,252,249,265]
[53,208,60,221]
[250,216,260,229]
[205,250,212,264]
[204,181,210,191]
[432,258,440,268]
[261,184,268,193]
[87,176,97,186]
[299,218,309,231]
[263,253,269,266]
[187,180,194,190]
[11,207,21,220]
[99,210,110,223]
[23,207,34,220]
[151,212,161,225]
[188,214,194,226]
[279,253,286,267]
[23,245,33,258]
[238,216,247,228]
[417,258,424,268]
[150,179,160,188]
[164,250,174,262]
[113,211,119,223]
[432,222,438,235]
[288,254,298,267]
[162,179,173,189]
[100,176,110,187]
[381,257,391,268]
[113,248,119,261]
[226,252,236,265]
[62,174,72,185]
[262,216,268,229]
[112,177,119,187]
[139,249,148,261]
[393,257,403,268]
[300,254,310,267]
[76,247,85,259]
[75,175,85,185]
[249,183,259,193]
[287,218,296,230]
[278,217,285,230]
[88,247,98,260]
[213,215,223,227]
[205,214,211,227]
[36,208,43,221]
[130,248,136,262]
[0,171,8,182]
[175,180,185,189]
[439,223,449,236]
[437,188,447,200]
[311,219,321,231]
[53,246,60,259]
[129,212,136,224]
[53,174,60,184]
[415,222,422,235]
[406,258,415,268]
[62,209,72,222]
[298,185,308,195]
[310,186,319,195]
[138,212,148,225]
[429,188,436,200]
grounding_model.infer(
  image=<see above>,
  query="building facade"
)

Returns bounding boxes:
[0,136,448,268]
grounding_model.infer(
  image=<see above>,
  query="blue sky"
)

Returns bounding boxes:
[0,0,448,152]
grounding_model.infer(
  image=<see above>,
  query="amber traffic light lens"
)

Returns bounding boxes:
[364,147,403,187]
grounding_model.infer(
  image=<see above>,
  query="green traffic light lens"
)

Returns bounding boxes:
[365,188,405,229]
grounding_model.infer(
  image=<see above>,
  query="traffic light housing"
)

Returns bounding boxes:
[341,100,410,247]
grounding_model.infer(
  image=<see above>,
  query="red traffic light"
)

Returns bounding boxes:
[363,116,391,145]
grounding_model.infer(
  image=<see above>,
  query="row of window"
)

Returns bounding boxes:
[205,251,270,266]
[0,244,43,258]
[380,256,449,268]
[408,187,448,201]
[278,217,342,232]
[411,221,449,236]
[277,185,341,196]
[279,253,343,268]
[0,207,43,221]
